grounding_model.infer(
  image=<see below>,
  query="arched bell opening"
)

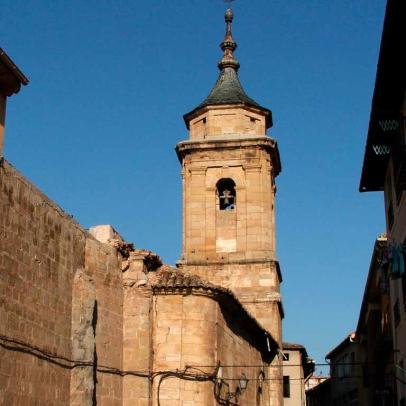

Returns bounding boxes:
[216,178,236,210]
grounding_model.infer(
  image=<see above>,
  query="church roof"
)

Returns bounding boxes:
[183,8,272,128]
[197,67,261,109]
[151,265,230,294]
[282,342,305,350]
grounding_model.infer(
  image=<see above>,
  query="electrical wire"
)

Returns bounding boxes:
[0,334,149,377]
[182,362,384,368]
[0,334,394,375]
[1,332,401,404]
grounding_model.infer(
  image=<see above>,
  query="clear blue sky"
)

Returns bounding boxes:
[2,0,386,371]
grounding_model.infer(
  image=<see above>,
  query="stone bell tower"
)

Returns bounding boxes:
[176,8,283,404]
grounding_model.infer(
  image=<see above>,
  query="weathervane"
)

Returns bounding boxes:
[224,0,235,9]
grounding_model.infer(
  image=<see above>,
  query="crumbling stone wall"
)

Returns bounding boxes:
[0,161,124,405]
[121,251,154,406]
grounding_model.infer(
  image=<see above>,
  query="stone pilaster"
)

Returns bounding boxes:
[122,250,161,406]
[70,269,96,406]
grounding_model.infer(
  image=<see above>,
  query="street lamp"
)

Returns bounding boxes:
[238,373,248,391]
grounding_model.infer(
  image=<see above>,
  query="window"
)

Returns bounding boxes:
[337,358,345,378]
[336,354,351,378]
[217,178,236,210]
[283,376,290,398]
[282,352,290,361]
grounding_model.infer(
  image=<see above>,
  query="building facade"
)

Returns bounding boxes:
[355,236,396,405]
[326,333,362,406]
[306,378,331,406]
[359,0,406,404]
[281,343,314,406]
[313,237,396,406]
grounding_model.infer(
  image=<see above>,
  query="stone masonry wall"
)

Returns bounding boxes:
[188,106,267,139]
[0,160,85,405]
[180,143,277,263]
[151,292,271,406]
[70,268,96,406]
[122,252,153,406]
[86,238,123,406]
[179,261,281,344]
[216,302,271,406]
[152,294,216,406]
[0,160,124,405]
[179,261,283,406]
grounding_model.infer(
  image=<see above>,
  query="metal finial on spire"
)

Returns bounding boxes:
[218,3,240,71]
[224,0,235,9]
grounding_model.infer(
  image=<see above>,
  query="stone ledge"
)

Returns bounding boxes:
[177,258,282,283]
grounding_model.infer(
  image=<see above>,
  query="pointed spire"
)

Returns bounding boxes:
[218,8,240,71]
[193,7,258,109]
[183,6,273,129]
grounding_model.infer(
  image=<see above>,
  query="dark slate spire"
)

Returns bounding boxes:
[199,8,260,108]
[184,8,272,127]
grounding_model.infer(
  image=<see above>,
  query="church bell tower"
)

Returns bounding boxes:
[176,9,283,400]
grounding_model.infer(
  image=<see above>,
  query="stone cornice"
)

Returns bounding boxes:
[175,135,281,176]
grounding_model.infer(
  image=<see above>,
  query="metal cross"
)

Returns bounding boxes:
[220,189,233,205]
[224,0,235,8]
